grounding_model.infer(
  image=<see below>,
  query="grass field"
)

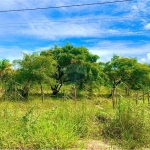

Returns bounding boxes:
[0,95,150,149]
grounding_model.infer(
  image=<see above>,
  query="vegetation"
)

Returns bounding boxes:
[40,43,102,95]
[0,43,150,149]
[0,100,97,149]
[103,99,150,149]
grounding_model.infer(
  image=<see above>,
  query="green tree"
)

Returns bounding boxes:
[41,43,103,95]
[104,55,137,108]
[104,55,150,107]
[104,55,136,90]
[0,59,12,83]
[130,62,150,90]
[13,53,56,99]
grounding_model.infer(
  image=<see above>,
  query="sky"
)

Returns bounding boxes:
[0,0,150,63]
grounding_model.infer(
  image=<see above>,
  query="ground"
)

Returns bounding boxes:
[84,140,120,150]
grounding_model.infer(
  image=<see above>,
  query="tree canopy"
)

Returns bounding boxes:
[41,43,103,95]
[0,44,150,100]
[13,52,56,99]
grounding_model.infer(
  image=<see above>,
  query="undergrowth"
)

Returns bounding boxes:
[0,100,97,149]
[0,98,150,149]
[102,99,150,149]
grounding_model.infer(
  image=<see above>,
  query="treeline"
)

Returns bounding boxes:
[1,43,150,102]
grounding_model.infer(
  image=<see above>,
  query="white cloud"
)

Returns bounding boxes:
[0,0,150,40]
[0,0,150,63]
[20,20,100,40]
[145,23,150,30]
[0,0,150,41]
[147,53,150,59]
[140,58,147,62]
[140,53,150,63]
[0,44,53,62]
[0,46,35,62]
[88,41,150,62]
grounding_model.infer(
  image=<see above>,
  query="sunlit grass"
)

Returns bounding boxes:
[102,99,150,149]
[0,96,150,149]
[0,99,99,149]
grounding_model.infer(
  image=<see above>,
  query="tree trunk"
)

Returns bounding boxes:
[40,83,44,103]
[21,86,29,99]
[148,93,150,105]
[116,88,118,105]
[51,84,62,96]
[111,87,115,109]
[143,89,145,103]
[52,90,59,95]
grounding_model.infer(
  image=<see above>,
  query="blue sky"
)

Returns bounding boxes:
[0,0,150,63]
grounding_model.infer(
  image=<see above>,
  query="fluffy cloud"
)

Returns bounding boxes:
[145,23,150,30]
[88,41,150,62]
[0,0,150,40]
[139,53,150,63]
[0,0,150,62]
[0,46,35,62]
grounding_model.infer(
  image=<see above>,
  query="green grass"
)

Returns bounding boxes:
[102,99,150,149]
[0,96,150,149]
[0,99,99,149]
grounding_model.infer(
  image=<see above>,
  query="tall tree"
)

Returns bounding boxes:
[41,43,102,95]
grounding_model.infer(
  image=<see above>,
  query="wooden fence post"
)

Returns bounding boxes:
[136,92,138,105]
[111,88,115,109]
[74,84,77,102]
[142,89,145,103]
[116,88,118,105]
[40,83,44,103]
[148,93,150,105]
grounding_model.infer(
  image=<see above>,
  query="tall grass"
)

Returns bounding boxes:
[0,100,97,149]
[0,97,150,149]
[103,99,150,149]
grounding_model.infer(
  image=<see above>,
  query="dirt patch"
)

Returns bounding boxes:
[84,140,120,150]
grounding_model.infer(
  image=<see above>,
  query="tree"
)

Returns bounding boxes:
[105,55,136,90]
[104,55,150,108]
[41,43,103,95]
[13,53,56,99]
[130,62,150,90]
[0,59,12,83]
[104,55,137,108]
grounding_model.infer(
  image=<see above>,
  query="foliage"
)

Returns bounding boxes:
[104,54,150,93]
[0,59,12,82]
[131,62,150,90]
[41,43,103,95]
[104,55,137,89]
[13,53,56,99]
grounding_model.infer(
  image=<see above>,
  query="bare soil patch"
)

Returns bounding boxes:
[84,140,120,150]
